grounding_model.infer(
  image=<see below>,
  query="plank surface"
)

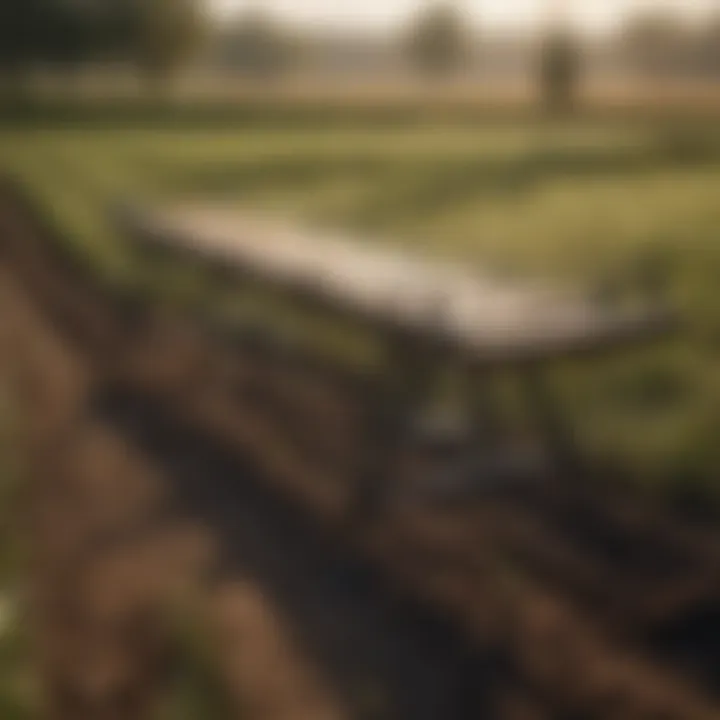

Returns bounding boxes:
[122,204,673,362]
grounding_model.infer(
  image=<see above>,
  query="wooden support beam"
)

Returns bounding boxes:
[520,366,583,480]
[348,320,442,523]
[468,371,504,452]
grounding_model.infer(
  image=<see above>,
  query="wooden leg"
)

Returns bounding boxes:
[348,388,401,525]
[347,331,434,524]
[469,371,503,452]
[521,366,583,479]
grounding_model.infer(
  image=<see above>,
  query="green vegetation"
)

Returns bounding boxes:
[406,2,470,78]
[539,30,582,113]
[156,598,233,720]
[135,0,208,89]
[0,0,207,91]
[0,385,39,719]
[0,113,719,501]
[217,9,298,80]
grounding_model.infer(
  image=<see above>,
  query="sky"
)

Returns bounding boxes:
[213,0,720,34]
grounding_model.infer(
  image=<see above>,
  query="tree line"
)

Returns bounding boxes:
[2,1,720,105]
[214,4,720,81]
[0,0,206,88]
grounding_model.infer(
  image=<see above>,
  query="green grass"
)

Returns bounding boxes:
[1,116,719,499]
[0,384,40,719]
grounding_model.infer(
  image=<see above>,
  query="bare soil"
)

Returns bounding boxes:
[0,184,718,720]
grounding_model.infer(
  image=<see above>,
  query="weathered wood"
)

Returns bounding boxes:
[118,204,675,366]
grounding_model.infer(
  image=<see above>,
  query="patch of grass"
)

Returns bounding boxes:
[156,598,234,720]
[0,384,40,719]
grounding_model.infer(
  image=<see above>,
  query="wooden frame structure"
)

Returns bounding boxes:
[117,203,676,516]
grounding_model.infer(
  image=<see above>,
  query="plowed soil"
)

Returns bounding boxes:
[0,185,718,720]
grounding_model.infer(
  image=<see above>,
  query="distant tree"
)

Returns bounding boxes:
[406,3,469,79]
[218,10,296,79]
[539,29,582,113]
[0,0,94,93]
[40,0,98,73]
[133,0,208,88]
[695,16,720,78]
[0,1,37,86]
[94,0,143,62]
[619,10,693,81]
[0,0,140,90]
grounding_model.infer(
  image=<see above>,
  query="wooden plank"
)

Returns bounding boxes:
[118,204,675,364]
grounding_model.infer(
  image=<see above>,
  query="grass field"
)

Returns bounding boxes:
[1,112,719,499]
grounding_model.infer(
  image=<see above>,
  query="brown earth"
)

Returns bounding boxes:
[0,184,718,720]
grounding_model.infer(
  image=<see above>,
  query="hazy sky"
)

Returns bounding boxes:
[213,0,719,33]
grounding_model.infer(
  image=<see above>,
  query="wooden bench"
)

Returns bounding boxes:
[116,203,677,516]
